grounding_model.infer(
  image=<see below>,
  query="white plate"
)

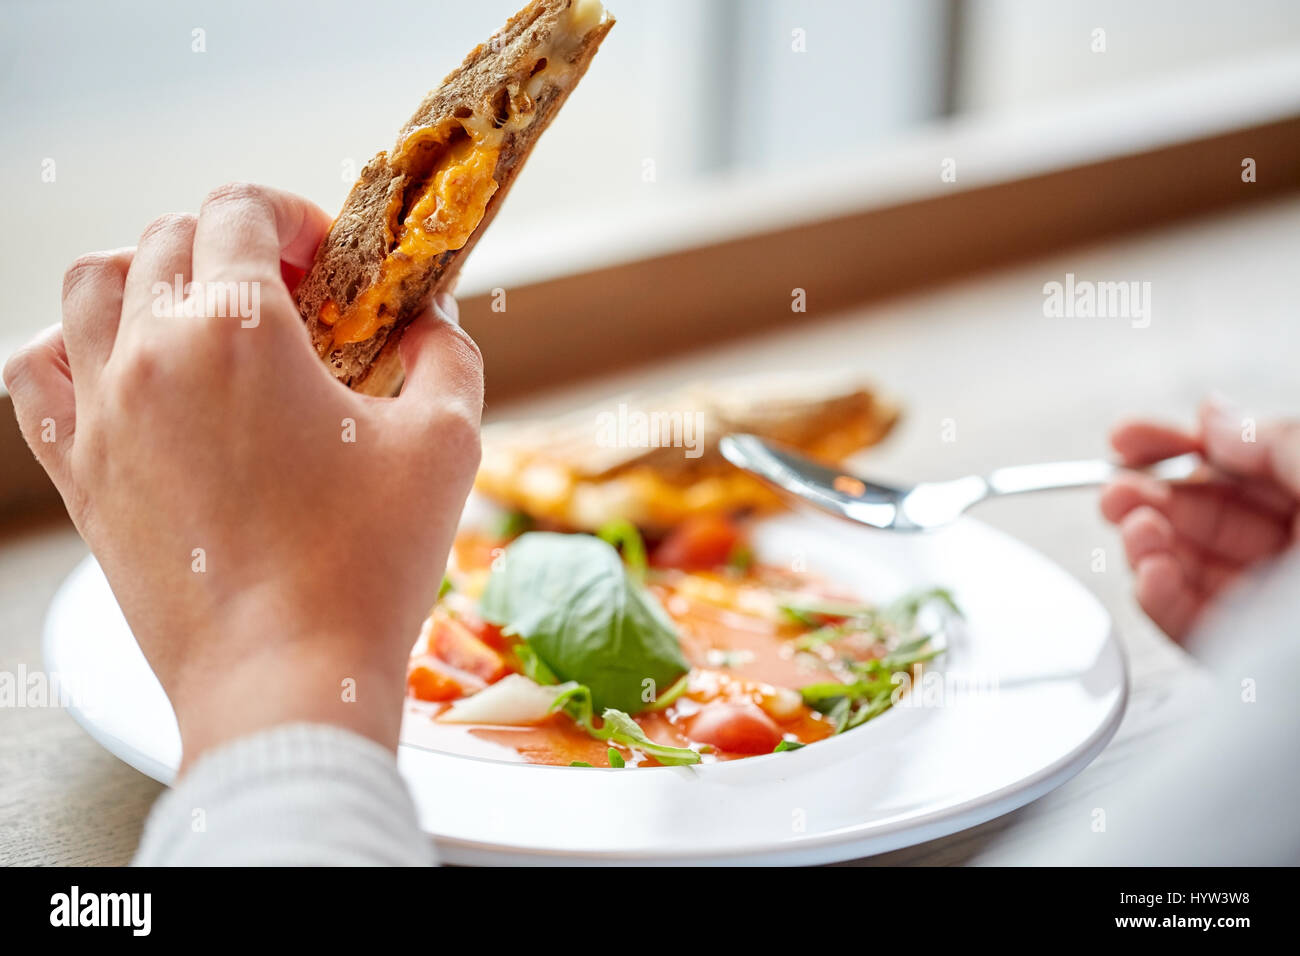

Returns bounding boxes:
[43,509,1125,865]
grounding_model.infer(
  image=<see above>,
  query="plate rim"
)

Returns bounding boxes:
[431,673,1126,865]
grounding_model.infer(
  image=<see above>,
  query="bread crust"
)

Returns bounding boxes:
[474,380,902,531]
[294,0,614,395]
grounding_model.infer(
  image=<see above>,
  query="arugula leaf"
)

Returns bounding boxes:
[805,667,914,734]
[550,681,596,724]
[725,543,754,574]
[514,642,559,685]
[800,681,859,703]
[792,624,848,651]
[825,697,852,734]
[481,533,688,713]
[792,587,955,737]
[878,645,942,671]
[641,672,690,712]
[570,761,593,768]
[804,671,899,705]
[598,709,701,766]
[607,748,625,768]
[597,519,648,581]
[773,739,805,752]
[549,684,701,766]
[845,689,895,729]
[782,587,959,632]
[778,594,877,626]
[890,635,933,657]
[886,587,962,623]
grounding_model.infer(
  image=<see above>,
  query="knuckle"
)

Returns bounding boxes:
[113,342,166,402]
[138,212,195,247]
[201,181,267,215]
[198,265,278,292]
[437,401,483,466]
[62,253,119,301]
[2,343,39,392]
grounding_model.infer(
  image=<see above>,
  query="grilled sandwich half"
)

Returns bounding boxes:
[295,0,613,395]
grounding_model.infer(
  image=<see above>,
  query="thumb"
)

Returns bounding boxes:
[1201,396,1300,497]
[396,293,484,417]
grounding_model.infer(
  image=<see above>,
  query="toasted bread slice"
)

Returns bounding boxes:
[294,0,614,395]
[476,378,901,532]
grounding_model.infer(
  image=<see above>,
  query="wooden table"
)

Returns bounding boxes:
[3,196,1296,865]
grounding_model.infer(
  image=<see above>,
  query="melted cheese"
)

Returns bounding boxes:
[474,459,785,532]
[321,132,500,346]
[319,0,609,349]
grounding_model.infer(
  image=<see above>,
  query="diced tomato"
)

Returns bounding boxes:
[408,656,479,702]
[430,615,510,683]
[452,533,504,574]
[687,702,782,754]
[457,609,509,651]
[651,515,743,571]
[439,593,510,650]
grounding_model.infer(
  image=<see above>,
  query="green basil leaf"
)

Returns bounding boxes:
[481,533,689,713]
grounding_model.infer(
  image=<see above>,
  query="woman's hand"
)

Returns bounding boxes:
[3,183,484,770]
[1101,397,1299,640]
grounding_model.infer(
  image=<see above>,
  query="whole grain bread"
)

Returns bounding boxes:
[294,0,614,395]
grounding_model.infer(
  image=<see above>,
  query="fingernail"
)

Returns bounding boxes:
[434,292,459,327]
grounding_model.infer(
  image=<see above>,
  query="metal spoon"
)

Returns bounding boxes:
[719,433,1201,532]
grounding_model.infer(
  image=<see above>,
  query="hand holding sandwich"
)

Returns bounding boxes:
[4,184,484,771]
[1,0,613,866]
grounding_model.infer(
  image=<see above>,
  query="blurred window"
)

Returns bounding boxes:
[2,0,1298,348]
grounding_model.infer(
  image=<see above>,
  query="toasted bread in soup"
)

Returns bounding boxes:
[294,0,614,396]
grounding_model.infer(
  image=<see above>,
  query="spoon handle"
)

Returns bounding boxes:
[984,453,1201,497]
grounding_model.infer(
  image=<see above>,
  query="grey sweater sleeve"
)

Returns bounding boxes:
[132,723,435,866]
